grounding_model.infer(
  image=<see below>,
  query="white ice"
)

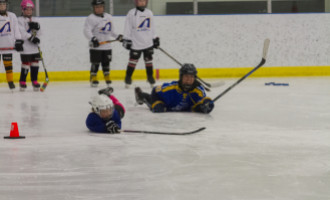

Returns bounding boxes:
[0,77,329,200]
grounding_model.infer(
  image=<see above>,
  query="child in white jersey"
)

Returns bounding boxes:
[122,0,160,88]
[0,0,24,91]
[83,0,123,87]
[18,0,42,91]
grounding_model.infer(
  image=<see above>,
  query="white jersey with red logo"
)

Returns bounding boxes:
[123,8,157,50]
[18,16,41,55]
[0,12,21,54]
[83,13,119,50]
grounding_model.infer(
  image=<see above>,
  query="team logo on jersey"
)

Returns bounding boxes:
[100,22,112,33]
[0,22,11,35]
[137,18,150,31]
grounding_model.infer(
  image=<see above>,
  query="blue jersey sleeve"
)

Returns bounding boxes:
[86,113,107,133]
[86,111,122,133]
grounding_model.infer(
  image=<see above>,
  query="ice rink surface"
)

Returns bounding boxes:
[0,77,329,200]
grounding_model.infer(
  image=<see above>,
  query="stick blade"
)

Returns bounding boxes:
[40,81,49,92]
[263,38,270,60]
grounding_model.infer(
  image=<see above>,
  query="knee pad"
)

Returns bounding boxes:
[130,50,142,60]
[31,61,39,67]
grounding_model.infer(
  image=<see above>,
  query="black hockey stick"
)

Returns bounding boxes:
[213,38,270,102]
[122,127,206,135]
[37,45,49,92]
[158,47,224,90]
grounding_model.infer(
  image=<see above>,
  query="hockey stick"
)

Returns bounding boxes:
[0,47,15,50]
[122,127,206,135]
[158,47,225,89]
[213,38,270,102]
[98,39,119,46]
[37,45,49,92]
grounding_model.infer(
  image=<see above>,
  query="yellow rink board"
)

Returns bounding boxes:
[1,66,330,82]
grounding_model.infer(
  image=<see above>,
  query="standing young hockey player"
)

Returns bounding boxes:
[122,0,160,88]
[0,0,24,90]
[84,0,123,87]
[135,64,214,114]
[18,0,41,91]
[86,88,125,134]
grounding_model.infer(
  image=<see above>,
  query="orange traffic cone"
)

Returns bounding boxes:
[4,122,25,139]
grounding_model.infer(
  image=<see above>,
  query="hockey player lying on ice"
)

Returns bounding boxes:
[86,88,125,134]
[135,64,214,114]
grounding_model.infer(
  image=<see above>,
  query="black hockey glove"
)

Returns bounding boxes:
[122,39,132,50]
[14,40,24,52]
[153,37,160,49]
[90,37,99,48]
[152,102,167,113]
[195,99,214,114]
[105,120,120,134]
[28,22,40,31]
[116,34,123,42]
[28,35,40,44]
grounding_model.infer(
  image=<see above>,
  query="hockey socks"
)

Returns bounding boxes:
[125,65,135,85]
[3,54,15,90]
[146,63,155,85]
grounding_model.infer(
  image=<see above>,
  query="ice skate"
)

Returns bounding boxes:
[147,76,155,88]
[90,75,99,87]
[98,87,114,96]
[8,82,15,91]
[125,76,132,89]
[134,87,144,105]
[106,80,112,87]
[19,81,27,91]
[32,81,40,91]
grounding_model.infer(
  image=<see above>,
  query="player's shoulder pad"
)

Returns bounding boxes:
[190,85,206,97]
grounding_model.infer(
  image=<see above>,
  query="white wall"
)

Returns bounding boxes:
[6,13,330,72]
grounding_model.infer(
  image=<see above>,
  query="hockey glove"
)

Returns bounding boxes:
[152,102,167,113]
[28,35,40,44]
[122,39,132,50]
[153,37,160,49]
[105,120,120,134]
[14,40,24,52]
[116,34,123,42]
[195,99,214,114]
[90,37,99,48]
[28,22,40,31]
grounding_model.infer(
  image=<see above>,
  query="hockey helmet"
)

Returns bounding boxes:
[134,0,148,8]
[91,0,105,6]
[179,64,198,91]
[20,0,34,10]
[90,94,114,119]
[180,63,197,78]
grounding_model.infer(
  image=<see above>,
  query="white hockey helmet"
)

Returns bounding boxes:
[90,94,114,116]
